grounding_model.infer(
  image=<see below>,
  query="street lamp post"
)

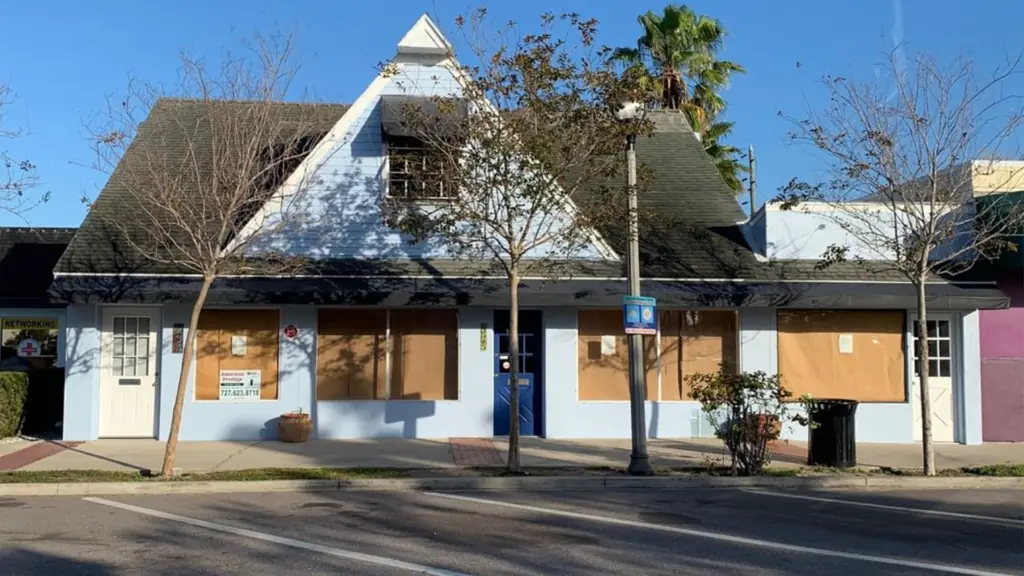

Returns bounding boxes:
[617,102,653,476]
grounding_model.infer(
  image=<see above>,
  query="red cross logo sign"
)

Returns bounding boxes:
[17,339,40,358]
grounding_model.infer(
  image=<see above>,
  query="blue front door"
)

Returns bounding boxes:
[493,310,543,436]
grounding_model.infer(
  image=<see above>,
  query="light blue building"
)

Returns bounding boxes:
[53,16,1006,445]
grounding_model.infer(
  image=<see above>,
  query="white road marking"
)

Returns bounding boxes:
[425,492,1014,576]
[83,497,471,576]
[741,489,1024,526]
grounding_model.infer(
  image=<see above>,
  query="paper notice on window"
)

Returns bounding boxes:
[601,335,617,356]
[231,335,247,356]
[838,333,854,354]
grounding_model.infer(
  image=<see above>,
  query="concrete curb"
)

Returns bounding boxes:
[0,474,1020,497]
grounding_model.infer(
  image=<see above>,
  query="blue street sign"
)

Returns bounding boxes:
[623,295,657,335]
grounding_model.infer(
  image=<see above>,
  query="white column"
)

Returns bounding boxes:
[960,311,983,445]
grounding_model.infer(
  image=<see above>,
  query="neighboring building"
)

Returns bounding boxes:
[52,15,1008,444]
[0,227,75,371]
[968,161,1024,442]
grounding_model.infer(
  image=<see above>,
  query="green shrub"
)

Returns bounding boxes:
[687,364,795,476]
[0,371,30,438]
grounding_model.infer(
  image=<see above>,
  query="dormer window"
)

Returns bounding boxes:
[380,95,467,202]
[386,136,453,201]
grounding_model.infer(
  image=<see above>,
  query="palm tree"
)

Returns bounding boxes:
[613,4,747,192]
[701,121,745,193]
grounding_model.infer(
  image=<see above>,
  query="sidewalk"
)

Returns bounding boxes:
[1,436,1021,473]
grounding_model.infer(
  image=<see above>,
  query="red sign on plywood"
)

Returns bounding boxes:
[283,324,298,339]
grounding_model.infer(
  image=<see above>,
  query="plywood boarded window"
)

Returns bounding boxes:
[317,309,386,400]
[390,309,458,400]
[195,309,280,401]
[778,310,906,402]
[659,311,738,401]
[577,310,657,401]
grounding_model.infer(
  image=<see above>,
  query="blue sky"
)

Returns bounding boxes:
[1,0,1022,227]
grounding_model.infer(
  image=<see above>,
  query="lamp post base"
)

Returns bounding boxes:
[627,453,654,476]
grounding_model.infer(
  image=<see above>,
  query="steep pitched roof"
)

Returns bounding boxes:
[0,227,76,307]
[55,99,351,276]
[51,99,1002,294]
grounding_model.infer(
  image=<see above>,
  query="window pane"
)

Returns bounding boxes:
[124,357,136,377]
[113,336,124,357]
[939,340,950,358]
[914,359,921,377]
[137,336,150,356]
[927,340,937,358]
[137,357,149,377]
[928,359,939,377]
[114,317,125,335]
[125,336,137,357]
[138,317,150,335]
[939,359,951,377]
[927,321,938,337]
[126,317,138,335]
[113,357,123,376]
[938,321,950,337]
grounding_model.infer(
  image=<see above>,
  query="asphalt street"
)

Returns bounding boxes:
[0,486,1020,575]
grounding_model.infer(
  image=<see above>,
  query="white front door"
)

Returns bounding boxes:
[99,307,160,438]
[911,318,956,443]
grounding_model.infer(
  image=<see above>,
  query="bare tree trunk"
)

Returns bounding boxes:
[507,268,521,474]
[160,275,214,477]
[915,278,936,477]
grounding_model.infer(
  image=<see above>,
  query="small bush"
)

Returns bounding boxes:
[0,371,30,438]
[687,364,794,476]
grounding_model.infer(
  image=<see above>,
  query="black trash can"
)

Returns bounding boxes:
[806,399,858,468]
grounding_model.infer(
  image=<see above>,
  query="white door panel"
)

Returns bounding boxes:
[911,318,955,443]
[99,308,159,437]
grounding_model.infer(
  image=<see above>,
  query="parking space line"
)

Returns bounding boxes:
[740,489,1024,526]
[83,497,471,576]
[425,492,1013,576]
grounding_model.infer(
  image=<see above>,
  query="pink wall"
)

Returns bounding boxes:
[980,271,1024,442]
[980,273,1024,359]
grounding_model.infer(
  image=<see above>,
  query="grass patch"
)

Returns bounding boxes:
[0,467,412,484]
[0,469,148,483]
[960,463,1024,477]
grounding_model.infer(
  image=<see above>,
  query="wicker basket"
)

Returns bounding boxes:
[278,412,312,443]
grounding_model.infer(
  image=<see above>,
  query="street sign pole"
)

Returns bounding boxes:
[624,129,653,477]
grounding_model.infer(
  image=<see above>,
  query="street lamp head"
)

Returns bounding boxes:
[616,101,646,122]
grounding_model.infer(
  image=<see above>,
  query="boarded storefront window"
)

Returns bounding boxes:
[390,309,458,400]
[658,311,738,401]
[316,308,459,401]
[0,318,59,371]
[195,310,280,401]
[577,310,657,401]
[317,310,387,400]
[777,310,906,402]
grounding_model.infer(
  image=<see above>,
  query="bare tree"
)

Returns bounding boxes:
[0,83,48,218]
[385,9,649,472]
[780,51,1024,475]
[91,33,327,477]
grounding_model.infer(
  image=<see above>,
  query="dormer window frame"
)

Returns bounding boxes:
[384,134,456,203]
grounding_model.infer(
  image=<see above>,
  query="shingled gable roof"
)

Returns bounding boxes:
[51,96,1006,305]
[0,227,76,307]
[54,99,351,276]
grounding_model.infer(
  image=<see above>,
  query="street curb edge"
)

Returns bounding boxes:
[0,474,1020,496]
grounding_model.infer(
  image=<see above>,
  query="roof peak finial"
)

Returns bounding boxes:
[396,13,453,56]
